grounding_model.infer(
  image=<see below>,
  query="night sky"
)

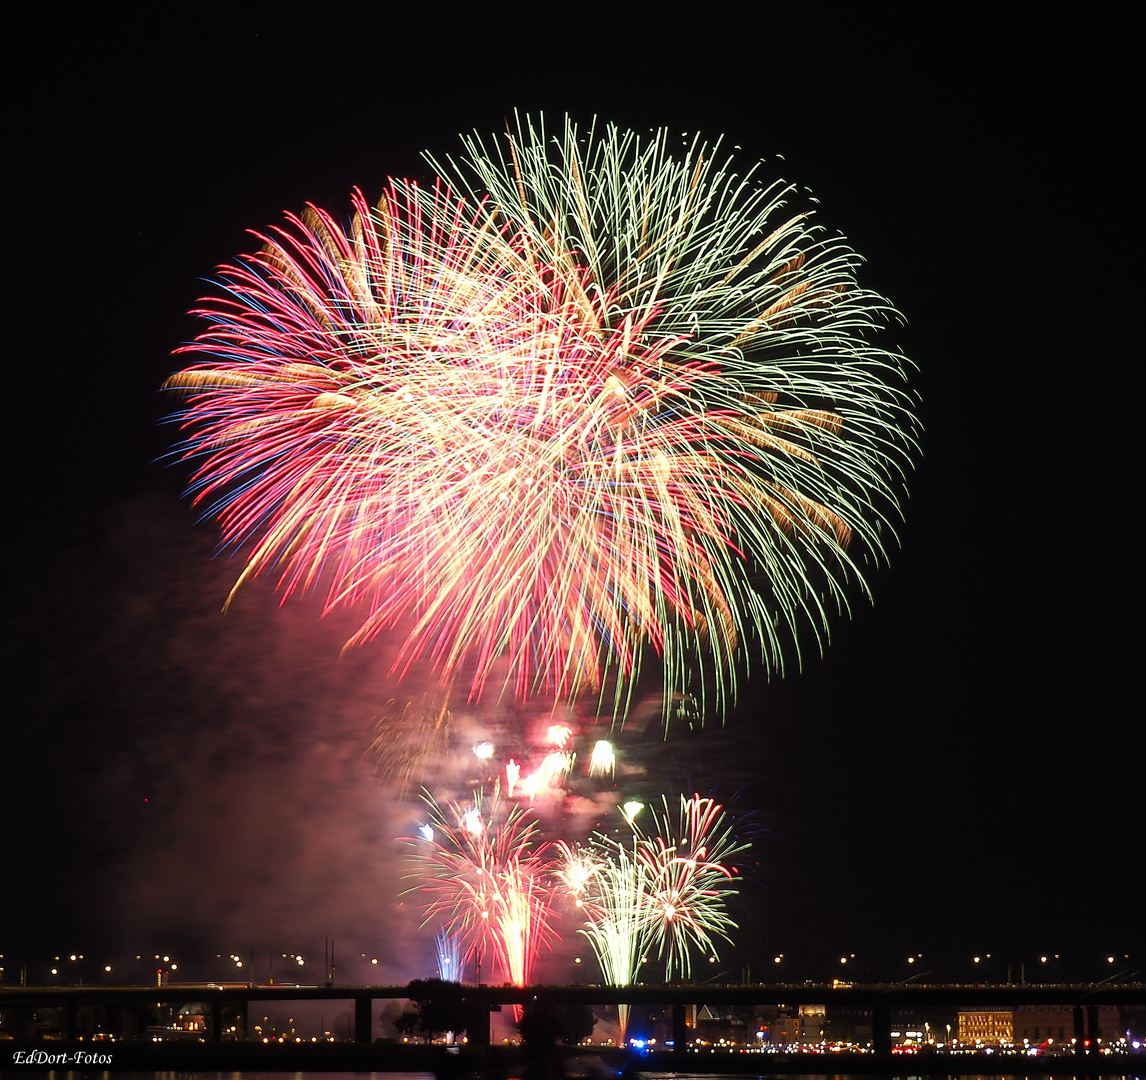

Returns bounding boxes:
[3,5,1140,987]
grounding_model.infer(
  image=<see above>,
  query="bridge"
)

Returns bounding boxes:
[3,980,1144,1056]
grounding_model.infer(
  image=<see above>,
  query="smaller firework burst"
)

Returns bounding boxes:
[640,794,744,978]
[406,789,556,991]
[547,725,573,748]
[434,929,465,983]
[519,750,575,800]
[556,844,604,908]
[364,688,453,785]
[561,795,746,989]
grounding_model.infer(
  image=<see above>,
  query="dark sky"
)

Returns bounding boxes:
[2,5,1140,987]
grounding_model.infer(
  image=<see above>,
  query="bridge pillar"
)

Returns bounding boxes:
[672,1002,688,1051]
[870,1002,891,1055]
[354,994,372,1043]
[208,997,221,1042]
[463,998,490,1050]
[1073,1004,1084,1053]
[1086,1003,1100,1051]
[8,1007,36,1040]
[61,999,77,1040]
[222,997,247,1040]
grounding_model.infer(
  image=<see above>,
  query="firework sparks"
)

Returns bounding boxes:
[518,750,575,800]
[167,117,916,723]
[363,689,453,784]
[406,790,556,991]
[434,929,465,983]
[556,844,603,907]
[561,794,745,1003]
[588,740,616,778]
[639,794,745,979]
[559,836,647,979]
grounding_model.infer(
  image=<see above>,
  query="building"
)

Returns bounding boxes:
[958,1008,1013,1046]
[958,1004,1124,1049]
[693,1004,749,1045]
[753,1004,825,1047]
[1012,1004,1121,1047]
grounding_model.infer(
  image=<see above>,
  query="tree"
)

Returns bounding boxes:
[397,978,468,1042]
[517,997,597,1047]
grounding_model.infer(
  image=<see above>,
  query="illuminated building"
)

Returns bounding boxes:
[957,1007,1013,1045]
[958,1004,1125,1048]
[753,1004,825,1046]
[799,1003,825,1043]
[695,1004,749,1044]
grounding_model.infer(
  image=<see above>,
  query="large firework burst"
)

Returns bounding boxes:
[167,115,917,719]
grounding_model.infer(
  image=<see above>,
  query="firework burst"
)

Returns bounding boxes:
[561,795,744,982]
[434,929,465,983]
[406,790,556,991]
[167,117,917,720]
[364,687,453,785]
[558,837,647,987]
[639,794,745,978]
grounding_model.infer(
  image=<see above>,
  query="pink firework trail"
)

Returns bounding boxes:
[168,182,715,709]
[406,791,556,995]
